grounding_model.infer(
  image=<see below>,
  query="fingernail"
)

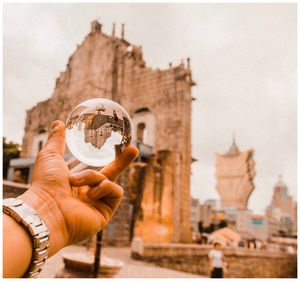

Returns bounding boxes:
[50,120,66,134]
[51,121,60,131]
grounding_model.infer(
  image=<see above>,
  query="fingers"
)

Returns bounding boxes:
[42,120,66,156]
[69,145,138,187]
[68,144,137,223]
[87,179,123,200]
[98,145,139,181]
[75,178,124,224]
[87,181,124,223]
[69,170,106,187]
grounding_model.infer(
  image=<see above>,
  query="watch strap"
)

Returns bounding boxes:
[3,198,50,278]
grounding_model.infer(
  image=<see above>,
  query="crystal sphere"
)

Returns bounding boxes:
[66,98,132,167]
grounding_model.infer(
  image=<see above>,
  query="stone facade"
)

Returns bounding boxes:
[20,21,195,243]
[102,172,132,247]
[127,152,174,243]
[132,243,297,278]
[215,139,255,210]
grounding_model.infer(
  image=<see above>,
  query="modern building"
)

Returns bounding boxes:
[265,176,297,236]
[199,202,215,230]
[265,215,281,237]
[190,196,200,234]
[215,138,255,210]
[249,215,268,241]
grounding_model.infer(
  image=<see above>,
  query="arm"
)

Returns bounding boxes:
[3,120,138,278]
[3,214,32,277]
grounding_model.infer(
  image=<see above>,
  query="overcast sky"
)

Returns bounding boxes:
[3,3,297,214]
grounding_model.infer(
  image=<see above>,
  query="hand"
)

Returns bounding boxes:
[19,120,139,257]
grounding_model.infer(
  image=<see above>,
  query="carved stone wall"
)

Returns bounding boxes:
[127,151,174,243]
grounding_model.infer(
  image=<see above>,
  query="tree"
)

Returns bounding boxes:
[3,137,21,179]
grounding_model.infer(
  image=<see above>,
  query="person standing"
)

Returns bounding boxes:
[208,242,224,278]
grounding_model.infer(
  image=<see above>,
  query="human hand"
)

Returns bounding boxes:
[18,120,138,257]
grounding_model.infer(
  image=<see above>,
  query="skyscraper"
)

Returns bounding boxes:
[266,176,297,235]
[215,138,255,210]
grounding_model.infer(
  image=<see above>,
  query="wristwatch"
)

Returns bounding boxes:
[3,198,50,278]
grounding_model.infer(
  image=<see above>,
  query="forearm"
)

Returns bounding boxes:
[3,214,32,277]
[3,188,69,278]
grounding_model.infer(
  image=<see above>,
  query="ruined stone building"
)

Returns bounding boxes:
[10,21,196,244]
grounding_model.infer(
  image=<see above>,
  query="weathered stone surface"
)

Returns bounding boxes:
[102,172,132,246]
[128,151,174,242]
[21,21,194,243]
[133,243,297,278]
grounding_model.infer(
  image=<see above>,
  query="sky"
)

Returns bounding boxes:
[3,3,297,214]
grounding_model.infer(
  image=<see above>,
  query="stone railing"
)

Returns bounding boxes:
[131,242,297,278]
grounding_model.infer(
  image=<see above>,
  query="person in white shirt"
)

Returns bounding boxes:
[208,242,224,278]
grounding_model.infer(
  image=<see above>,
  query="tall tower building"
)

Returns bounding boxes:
[272,176,293,215]
[266,176,297,234]
[215,138,255,210]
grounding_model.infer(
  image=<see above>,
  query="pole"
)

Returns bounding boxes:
[93,230,103,278]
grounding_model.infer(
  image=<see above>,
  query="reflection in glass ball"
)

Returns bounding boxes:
[66,98,132,167]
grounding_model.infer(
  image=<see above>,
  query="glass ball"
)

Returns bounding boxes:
[66,98,132,167]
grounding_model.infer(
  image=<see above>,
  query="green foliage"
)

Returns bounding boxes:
[3,137,21,179]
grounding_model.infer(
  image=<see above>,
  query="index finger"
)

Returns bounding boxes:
[98,145,139,181]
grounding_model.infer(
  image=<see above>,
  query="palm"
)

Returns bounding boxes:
[31,152,114,244]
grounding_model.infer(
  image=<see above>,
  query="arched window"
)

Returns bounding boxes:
[137,122,146,143]
[132,108,155,147]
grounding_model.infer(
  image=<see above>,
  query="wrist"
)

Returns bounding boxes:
[3,213,33,277]
[18,187,69,257]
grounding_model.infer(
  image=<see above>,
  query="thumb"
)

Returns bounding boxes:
[42,120,66,156]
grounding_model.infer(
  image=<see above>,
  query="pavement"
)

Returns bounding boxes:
[40,245,205,278]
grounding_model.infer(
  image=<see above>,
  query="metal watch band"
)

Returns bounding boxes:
[3,198,50,278]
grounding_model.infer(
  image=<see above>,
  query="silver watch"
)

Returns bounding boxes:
[3,198,50,278]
